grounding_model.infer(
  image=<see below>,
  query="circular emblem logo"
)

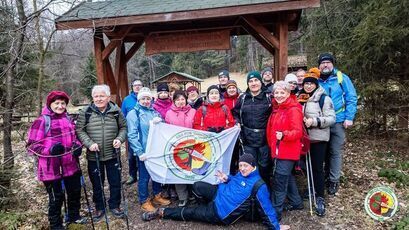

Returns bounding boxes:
[164,130,221,181]
[364,186,398,221]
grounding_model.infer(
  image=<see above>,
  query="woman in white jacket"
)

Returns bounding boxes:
[298,68,335,217]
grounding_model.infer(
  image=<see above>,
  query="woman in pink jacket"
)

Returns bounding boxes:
[165,90,196,206]
[27,91,84,229]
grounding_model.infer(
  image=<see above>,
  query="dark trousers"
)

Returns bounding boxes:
[44,172,81,229]
[241,145,272,189]
[127,145,138,178]
[163,181,220,224]
[87,158,121,211]
[229,140,241,175]
[310,142,327,198]
[271,160,302,219]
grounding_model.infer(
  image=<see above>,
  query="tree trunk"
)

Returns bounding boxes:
[33,0,45,116]
[2,0,27,186]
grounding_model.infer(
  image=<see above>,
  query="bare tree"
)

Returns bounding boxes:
[2,0,27,186]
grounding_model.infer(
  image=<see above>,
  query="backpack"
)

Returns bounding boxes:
[83,104,120,129]
[43,114,72,135]
[246,178,265,222]
[200,104,230,128]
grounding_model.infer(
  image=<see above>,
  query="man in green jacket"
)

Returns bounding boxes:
[76,84,127,221]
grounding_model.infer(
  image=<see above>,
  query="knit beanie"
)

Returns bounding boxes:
[157,82,169,92]
[218,70,230,79]
[261,67,273,77]
[284,73,298,83]
[318,52,335,65]
[226,80,237,89]
[46,91,69,108]
[207,85,220,96]
[186,86,199,94]
[172,90,187,101]
[239,154,256,167]
[247,71,262,83]
[137,87,153,101]
[302,67,320,86]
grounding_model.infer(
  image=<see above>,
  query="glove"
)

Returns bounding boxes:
[50,143,65,156]
[152,117,162,124]
[72,144,82,157]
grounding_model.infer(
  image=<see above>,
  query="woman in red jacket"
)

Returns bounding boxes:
[267,81,304,220]
[222,80,240,111]
[193,85,235,133]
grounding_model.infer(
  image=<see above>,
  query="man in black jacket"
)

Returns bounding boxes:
[233,71,273,188]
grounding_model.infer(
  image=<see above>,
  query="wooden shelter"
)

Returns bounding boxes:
[55,0,319,104]
[152,71,203,92]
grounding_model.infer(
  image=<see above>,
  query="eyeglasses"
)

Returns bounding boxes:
[288,81,298,85]
[304,82,316,86]
[132,84,142,87]
[218,75,228,78]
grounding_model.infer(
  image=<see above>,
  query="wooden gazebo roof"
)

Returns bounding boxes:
[55,0,320,104]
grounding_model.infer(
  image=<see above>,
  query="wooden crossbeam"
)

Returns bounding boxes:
[240,18,275,55]
[125,37,145,62]
[242,16,280,49]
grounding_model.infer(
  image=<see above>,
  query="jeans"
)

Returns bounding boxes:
[241,145,272,189]
[271,159,302,219]
[44,172,81,229]
[127,145,138,178]
[310,142,327,197]
[138,159,161,204]
[87,158,121,211]
[325,122,345,183]
[163,181,220,224]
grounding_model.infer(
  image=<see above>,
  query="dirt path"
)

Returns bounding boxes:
[8,137,408,230]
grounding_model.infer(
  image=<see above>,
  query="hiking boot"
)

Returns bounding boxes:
[141,208,164,221]
[141,199,156,212]
[67,216,88,225]
[152,194,171,206]
[283,203,304,211]
[125,176,137,185]
[92,210,105,222]
[315,197,326,217]
[327,182,339,195]
[178,199,188,207]
[110,208,125,218]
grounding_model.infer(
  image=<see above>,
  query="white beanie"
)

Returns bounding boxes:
[137,87,152,101]
[284,73,297,83]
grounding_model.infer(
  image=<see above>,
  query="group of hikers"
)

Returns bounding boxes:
[26,52,357,230]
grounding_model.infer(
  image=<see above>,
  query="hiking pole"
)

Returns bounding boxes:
[114,148,129,230]
[73,153,95,230]
[305,153,313,216]
[95,151,110,230]
[51,146,69,223]
[307,150,317,206]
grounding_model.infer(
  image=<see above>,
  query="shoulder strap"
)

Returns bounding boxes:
[251,179,265,197]
[221,104,229,117]
[265,92,272,104]
[84,106,93,127]
[239,94,246,125]
[336,70,344,93]
[42,115,51,135]
[319,94,326,111]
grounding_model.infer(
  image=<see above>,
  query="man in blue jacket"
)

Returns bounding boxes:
[121,79,143,185]
[317,53,358,195]
[141,154,288,230]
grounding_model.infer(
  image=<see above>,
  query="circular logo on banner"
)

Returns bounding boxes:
[164,130,221,181]
[364,186,398,221]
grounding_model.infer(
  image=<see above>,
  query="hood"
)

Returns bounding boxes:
[223,92,239,100]
[169,104,192,113]
[309,86,327,102]
[203,101,224,108]
[41,106,67,118]
[154,98,172,108]
[273,94,300,110]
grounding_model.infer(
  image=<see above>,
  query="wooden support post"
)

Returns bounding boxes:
[94,30,106,84]
[274,21,288,80]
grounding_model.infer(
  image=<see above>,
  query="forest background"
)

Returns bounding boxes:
[0,0,408,229]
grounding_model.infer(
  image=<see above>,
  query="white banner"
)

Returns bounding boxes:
[144,122,240,185]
